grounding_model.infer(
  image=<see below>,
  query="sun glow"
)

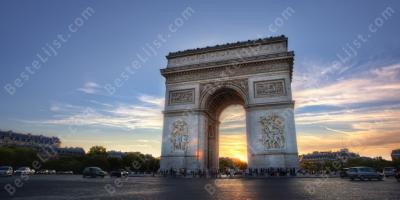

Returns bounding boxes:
[219,105,248,162]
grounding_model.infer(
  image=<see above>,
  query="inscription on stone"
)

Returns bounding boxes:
[168,42,286,67]
[254,79,286,98]
[169,89,194,105]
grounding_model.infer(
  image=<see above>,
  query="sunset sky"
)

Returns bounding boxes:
[1,1,399,161]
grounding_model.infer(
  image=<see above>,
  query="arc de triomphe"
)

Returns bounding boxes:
[160,36,298,171]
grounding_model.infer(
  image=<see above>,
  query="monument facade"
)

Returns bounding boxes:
[160,35,299,171]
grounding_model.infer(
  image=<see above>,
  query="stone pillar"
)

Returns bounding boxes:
[160,112,207,171]
[246,74,299,169]
[246,106,299,169]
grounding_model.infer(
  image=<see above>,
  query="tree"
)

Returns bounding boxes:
[0,145,162,173]
[108,157,123,170]
[87,146,107,156]
[219,157,247,170]
[0,147,16,166]
[122,152,159,172]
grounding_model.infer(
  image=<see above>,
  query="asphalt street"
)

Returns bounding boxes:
[0,175,399,200]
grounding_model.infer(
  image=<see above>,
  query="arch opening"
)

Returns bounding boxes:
[203,87,247,170]
[219,105,247,164]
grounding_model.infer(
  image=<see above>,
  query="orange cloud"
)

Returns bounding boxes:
[297,131,400,160]
[219,134,248,162]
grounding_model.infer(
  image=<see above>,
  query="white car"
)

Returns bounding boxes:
[15,167,34,175]
[383,167,397,177]
[347,167,383,181]
[0,166,13,176]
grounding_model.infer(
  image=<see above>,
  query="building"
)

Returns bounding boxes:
[160,35,299,171]
[0,130,61,147]
[300,148,360,163]
[0,130,85,157]
[55,147,85,157]
[392,149,400,161]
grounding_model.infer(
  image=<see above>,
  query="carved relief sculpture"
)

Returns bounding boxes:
[254,79,286,98]
[170,120,189,152]
[259,113,285,150]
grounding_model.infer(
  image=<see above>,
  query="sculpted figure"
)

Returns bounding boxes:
[170,120,189,152]
[259,113,285,149]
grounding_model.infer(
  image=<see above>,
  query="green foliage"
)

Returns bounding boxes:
[219,157,247,170]
[0,146,160,173]
[0,146,38,167]
[122,152,160,172]
[42,157,85,174]
[107,157,123,170]
[393,159,400,169]
[0,147,16,165]
[87,146,107,156]
[344,157,394,171]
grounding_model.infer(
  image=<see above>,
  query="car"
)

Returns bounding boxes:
[110,169,129,177]
[82,167,107,178]
[383,167,397,177]
[340,168,349,178]
[0,166,13,176]
[14,167,34,175]
[347,167,383,181]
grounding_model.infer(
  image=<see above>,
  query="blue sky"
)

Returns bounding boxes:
[1,1,399,159]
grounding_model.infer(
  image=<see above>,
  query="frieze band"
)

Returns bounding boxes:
[167,42,287,68]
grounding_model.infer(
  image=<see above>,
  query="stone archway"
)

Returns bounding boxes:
[160,36,299,171]
[201,86,247,170]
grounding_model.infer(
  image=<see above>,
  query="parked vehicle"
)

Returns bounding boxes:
[340,168,349,178]
[110,169,129,177]
[14,167,34,175]
[347,167,383,181]
[82,167,107,178]
[383,167,397,177]
[0,166,13,176]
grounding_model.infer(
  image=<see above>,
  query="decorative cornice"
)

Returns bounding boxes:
[162,55,294,84]
[161,51,294,75]
[166,35,287,59]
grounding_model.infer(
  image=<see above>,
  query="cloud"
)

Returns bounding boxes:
[219,105,246,132]
[297,131,400,159]
[32,95,164,130]
[293,61,400,159]
[219,134,247,162]
[77,81,102,94]
[294,63,400,108]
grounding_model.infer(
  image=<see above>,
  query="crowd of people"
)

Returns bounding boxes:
[158,167,298,178]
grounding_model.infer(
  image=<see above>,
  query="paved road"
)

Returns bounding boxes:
[0,175,399,200]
